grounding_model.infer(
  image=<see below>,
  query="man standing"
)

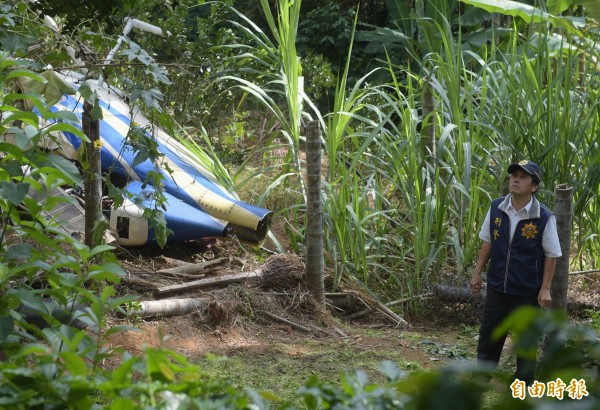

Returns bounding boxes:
[470,160,562,384]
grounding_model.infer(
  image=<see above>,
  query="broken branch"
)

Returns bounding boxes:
[156,269,264,296]
[260,311,312,333]
[156,257,227,275]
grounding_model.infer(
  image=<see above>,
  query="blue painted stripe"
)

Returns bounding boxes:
[126,181,228,243]
[56,94,239,211]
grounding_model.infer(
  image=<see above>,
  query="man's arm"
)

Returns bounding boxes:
[537,256,556,308]
[470,241,491,295]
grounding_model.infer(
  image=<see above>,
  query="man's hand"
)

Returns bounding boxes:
[470,242,490,296]
[538,257,556,309]
[538,288,552,308]
[469,273,482,296]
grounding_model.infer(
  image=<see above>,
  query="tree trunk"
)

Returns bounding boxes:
[551,184,573,311]
[82,101,103,249]
[305,120,325,305]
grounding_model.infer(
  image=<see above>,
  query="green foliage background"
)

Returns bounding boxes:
[0,0,599,408]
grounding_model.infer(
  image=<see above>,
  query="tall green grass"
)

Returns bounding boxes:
[215,2,600,304]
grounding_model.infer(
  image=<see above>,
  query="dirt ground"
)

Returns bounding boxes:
[106,314,441,367]
[105,235,599,400]
[107,239,477,373]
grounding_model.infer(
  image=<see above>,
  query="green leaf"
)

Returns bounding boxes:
[131,88,163,111]
[110,356,139,385]
[492,305,539,340]
[4,126,34,151]
[90,100,103,120]
[19,70,76,106]
[3,92,45,113]
[547,0,573,14]
[5,69,47,82]
[0,181,29,205]
[0,110,39,128]
[2,159,24,178]
[131,150,150,168]
[0,263,8,284]
[12,289,50,316]
[0,316,14,343]
[461,0,550,19]
[8,260,51,276]
[52,110,80,123]
[1,33,36,54]
[10,344,49,361]
[94,262,125,278]
[33,152,83,186]
[46,121,86,137]
[460,0,580,33]
[88,245,116,258]
[78,82,95,102]
[355,27,410,50]
[85,269,123,283]
[0,142,24,157]
[157,362,175,382]
[146,354,173,383]
[5,243,33,260]
[108,398,136,410]
[60,351,88,376]
[379,360,405,381]
[257,390,281,402]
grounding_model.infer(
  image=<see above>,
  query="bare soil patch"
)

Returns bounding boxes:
[105,237,599,404]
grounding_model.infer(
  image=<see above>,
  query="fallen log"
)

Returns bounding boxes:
[126,298,208,319]
[156,254,306,297]
[126,294,349,324]
[156,269,265,296]
[433,285,599,314]
[433,285,486,304]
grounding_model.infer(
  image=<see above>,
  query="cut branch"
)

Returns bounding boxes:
[121,275,159,291]
[346,293,432,320]
[126,298,207,319]
[569,268,600,275]
[156,269,264,296]
[373,299,409,327]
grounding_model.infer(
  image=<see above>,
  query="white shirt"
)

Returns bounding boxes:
[479,195,562,257]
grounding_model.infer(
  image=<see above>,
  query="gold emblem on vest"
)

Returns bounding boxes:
[521,222,538,239]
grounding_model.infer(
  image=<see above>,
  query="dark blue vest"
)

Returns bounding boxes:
[487,196,552,296]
